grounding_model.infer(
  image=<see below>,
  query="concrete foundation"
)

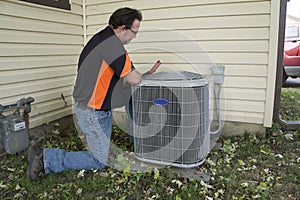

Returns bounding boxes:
[112,107,266,137]
[29,114,75,141]
[28,108,266,140]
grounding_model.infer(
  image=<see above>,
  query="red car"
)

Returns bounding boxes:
[283,24,300,82]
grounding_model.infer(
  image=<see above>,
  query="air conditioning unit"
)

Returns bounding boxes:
[132,71,210,168]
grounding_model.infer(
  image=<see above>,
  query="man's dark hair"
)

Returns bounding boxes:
[109,7,142,29]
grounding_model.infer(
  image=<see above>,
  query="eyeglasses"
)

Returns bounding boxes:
[128,28,138,35]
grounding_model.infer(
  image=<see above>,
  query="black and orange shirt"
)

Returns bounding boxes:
[73,26,134,110]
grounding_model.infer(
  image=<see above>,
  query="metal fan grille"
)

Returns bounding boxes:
[143,71,204,81]
[132,71,210,168]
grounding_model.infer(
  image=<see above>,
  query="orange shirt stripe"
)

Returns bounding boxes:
[87,60,114,109]
[120,52,132,77]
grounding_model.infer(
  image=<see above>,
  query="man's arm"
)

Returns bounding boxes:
[124,70,141,85]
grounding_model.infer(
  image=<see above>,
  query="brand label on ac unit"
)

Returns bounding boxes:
[153,98,169,106]
[13,122,26,131]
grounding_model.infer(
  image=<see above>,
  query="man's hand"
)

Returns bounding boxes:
[122,78,131,88]
[124,70,141,85]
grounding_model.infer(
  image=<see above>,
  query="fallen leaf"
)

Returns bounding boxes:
[52,129,60,135]
[15,184,21,191]
[0,181,8,189]
[284,134,294,140]
[241,182,249,188]
[77,170,85,178]
[172,179,183,188]
[153,168,160,180]
[76,188,82,195]
[7,168,16,172]
[238,159,246,166]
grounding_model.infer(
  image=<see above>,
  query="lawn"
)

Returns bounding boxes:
[0,88,299,200]
[280,88,300,121]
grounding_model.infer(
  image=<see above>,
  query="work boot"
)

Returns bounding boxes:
[27,145,45,182]
[27,143,42,162]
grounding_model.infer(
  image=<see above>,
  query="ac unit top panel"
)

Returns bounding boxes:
[139,71,208,87]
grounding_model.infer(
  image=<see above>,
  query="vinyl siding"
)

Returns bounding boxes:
[0,0,280,129]
[0,0,83,128]
[85,0,278,126]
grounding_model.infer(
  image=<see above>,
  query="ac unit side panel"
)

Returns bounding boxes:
[132,71,210,167]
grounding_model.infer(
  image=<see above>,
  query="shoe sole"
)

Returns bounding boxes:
[27,154,44,182]
[27,145,43,182]
[27,145,42,162]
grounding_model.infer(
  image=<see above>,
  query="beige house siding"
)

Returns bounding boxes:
[265,0,280,127]
[86,0,278,127]
[0,0,83,128]
[0,0,280,131]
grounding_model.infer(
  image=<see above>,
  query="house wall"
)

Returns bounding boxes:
[0,0,281,132]
[0,0,83,128]
[86,0,279,128]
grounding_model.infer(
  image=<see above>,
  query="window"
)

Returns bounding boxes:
[20,0,71,10]
[285,26,299,38]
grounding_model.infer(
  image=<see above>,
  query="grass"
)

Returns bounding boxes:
[0,89,299,199]
[1,127,299,199]
[280,88,300,121]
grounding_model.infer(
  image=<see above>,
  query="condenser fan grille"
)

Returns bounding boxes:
[143,71,205,81]
[132,71,210,168]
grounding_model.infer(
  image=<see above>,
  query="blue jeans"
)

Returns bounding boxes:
[125,97,134,143]
[44,104,112,174]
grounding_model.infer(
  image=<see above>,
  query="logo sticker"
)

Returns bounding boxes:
[153,98,169,106]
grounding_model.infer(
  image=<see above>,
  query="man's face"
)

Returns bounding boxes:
[120,19,140,45]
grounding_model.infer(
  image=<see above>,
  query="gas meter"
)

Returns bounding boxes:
[0,97,34,154]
